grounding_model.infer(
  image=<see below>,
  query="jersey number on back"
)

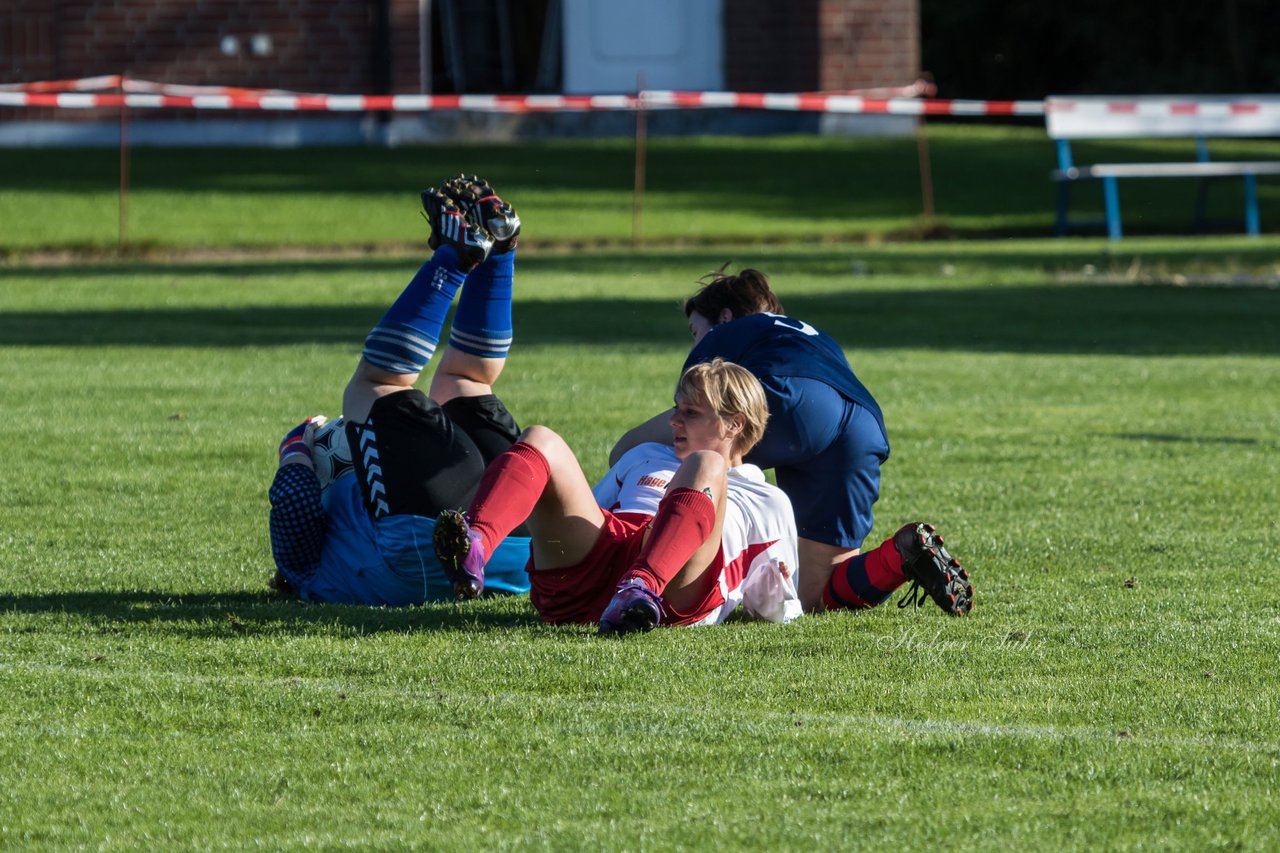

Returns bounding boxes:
[767,314,819,336]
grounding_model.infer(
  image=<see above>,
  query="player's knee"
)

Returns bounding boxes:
[437,346,503,386]
[518,424,569,458]
[679,449,728,484]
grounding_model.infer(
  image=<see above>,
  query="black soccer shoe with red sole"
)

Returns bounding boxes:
[440,174,521,254]
[420,187,494,271]
[894,522,973,616]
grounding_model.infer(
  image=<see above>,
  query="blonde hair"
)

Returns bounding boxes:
[676,358,770,455]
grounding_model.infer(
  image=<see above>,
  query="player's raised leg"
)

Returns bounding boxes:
[343,187,493,424]
[428,175,521,406]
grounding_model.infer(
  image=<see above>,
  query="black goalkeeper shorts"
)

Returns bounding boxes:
[345,388,520,520]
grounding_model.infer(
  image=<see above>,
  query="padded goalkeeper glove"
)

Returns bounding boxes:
[278,415,328,465]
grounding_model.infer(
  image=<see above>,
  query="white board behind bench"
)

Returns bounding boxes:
[1047,96,1280,139]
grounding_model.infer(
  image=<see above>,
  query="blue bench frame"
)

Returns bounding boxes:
[1052,138,1279,240]
[1046,96,1280,241]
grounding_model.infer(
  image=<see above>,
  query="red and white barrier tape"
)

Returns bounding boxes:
[0,88,1046,116]
[0,74,1045,115]
[0,76,320,97]
[3,76,1279,120]
[0,74,124,92]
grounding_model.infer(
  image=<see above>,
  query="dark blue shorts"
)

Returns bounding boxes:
[745,376,889,550]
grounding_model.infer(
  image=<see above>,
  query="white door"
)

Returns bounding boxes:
[562,0,723,94]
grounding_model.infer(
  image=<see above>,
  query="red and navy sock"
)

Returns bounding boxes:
[467,440,549,555]
[822,535,907,610]
[620,487,717,595]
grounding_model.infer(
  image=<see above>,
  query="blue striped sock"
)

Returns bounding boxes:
[362,246,466,374]
[449,250,513,359]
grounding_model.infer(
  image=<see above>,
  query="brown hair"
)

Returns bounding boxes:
[683,267,785,322]
[676,358,770,456]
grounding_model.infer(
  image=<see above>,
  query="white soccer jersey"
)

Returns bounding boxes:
[594,443,801,625]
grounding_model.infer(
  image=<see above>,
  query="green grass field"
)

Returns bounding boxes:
[2,135,1279,848]
[3,125,1280,252]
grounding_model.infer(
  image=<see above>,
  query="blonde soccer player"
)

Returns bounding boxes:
[433,358,800,635]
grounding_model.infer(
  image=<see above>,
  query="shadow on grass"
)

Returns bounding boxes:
[2,281,1277,355]
[1099,432,1265,446]
[6,242,1280,281]
[0,590,547,638]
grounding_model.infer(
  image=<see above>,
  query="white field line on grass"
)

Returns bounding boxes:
[2,660,1277,755]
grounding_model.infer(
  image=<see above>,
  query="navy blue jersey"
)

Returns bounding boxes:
[683,313,886,440]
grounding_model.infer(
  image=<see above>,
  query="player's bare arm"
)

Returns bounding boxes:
[608,407,677,466]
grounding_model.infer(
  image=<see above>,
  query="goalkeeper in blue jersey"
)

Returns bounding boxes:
[268,176,532,605]
[610,268,973,617]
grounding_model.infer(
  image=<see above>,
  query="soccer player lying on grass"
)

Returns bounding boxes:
[268,175,534,605]
[432,358,802,636]
[610,268,974,617]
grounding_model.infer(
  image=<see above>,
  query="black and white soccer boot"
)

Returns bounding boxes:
[440,174,521,255]
[421,186,494,271]
[894,522,973,616]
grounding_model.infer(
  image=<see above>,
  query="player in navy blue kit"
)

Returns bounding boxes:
[267,176,533,605]
[611,268,973,616]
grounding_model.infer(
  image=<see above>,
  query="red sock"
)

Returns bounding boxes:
[620,487,716,595]
[864,536,906,588]
[822,535,906,611]
[467,441,550,555]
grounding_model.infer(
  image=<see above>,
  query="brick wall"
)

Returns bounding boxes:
[818,0,919,89]
[5,0,378,91]
[389,0,422,93]
[723,0,919,92]
[1,1,56,81]
[2,0,918,125]
[2,0,409,123]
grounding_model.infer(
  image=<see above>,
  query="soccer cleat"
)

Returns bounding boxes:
[440,174,521,254]
[267,569,295,596]
[893,522,974,616]
[432,509,487,600]
[598,578,664,636]
[421,187,494,270]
